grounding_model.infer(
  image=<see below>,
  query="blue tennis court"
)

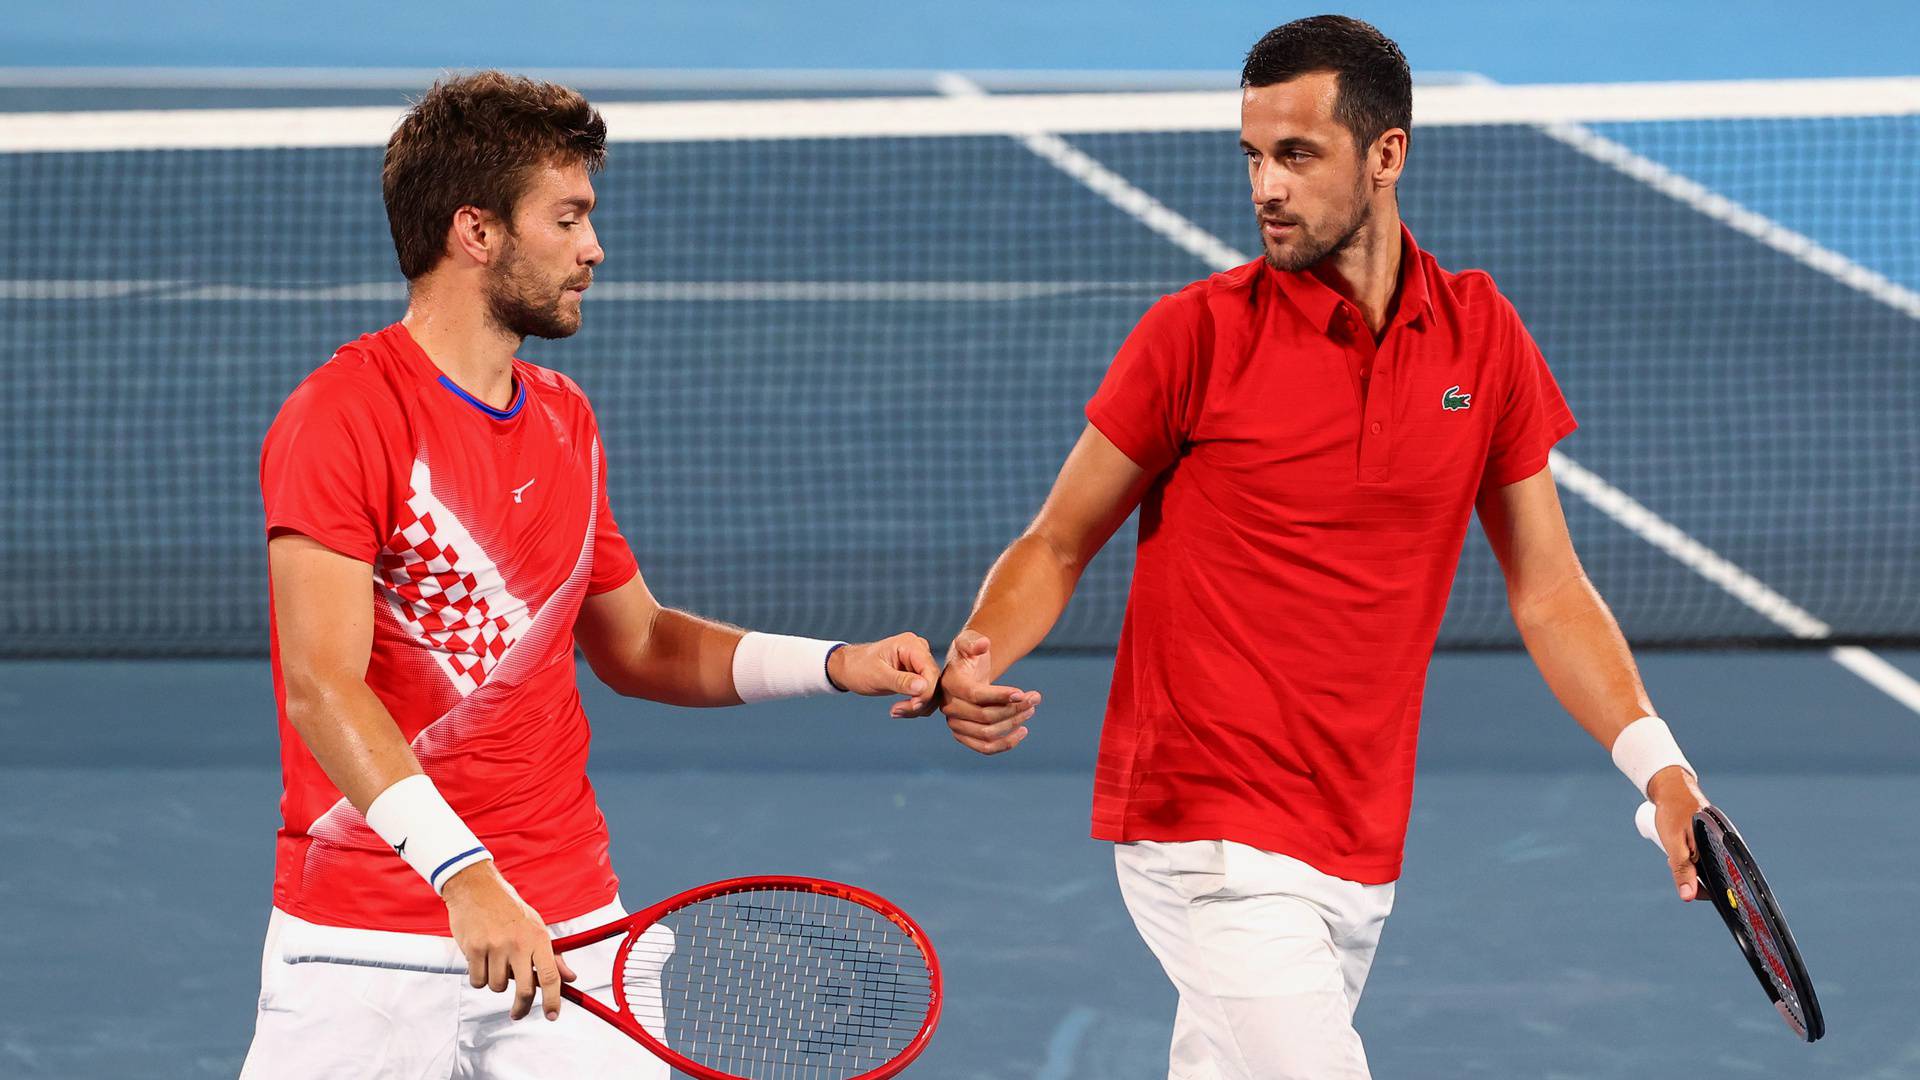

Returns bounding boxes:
[5,649,1919,1077]
[2,10,1918,1076]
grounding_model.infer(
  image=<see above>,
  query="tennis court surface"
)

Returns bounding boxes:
[2,73,1917,1077]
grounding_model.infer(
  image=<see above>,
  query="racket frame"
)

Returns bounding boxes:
[1690,807,1824,1043]
[550,874,943,1080]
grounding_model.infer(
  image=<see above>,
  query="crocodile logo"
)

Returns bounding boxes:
[1441,385,1472,411]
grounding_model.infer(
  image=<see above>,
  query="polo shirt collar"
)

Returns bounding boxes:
[1391,224,1433,330]
[1267,223,1433,334]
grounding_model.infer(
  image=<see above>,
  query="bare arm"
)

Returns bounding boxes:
[270,533,421,808]
[574,573,744,706]
[1476,469,1654,750]
[270,533,574,1019]
[965,423,1154,669]
[929,424,1157,752]
[1477,466,1708,899]
[574,572,938,709]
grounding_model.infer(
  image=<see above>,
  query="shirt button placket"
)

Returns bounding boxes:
[1360,338,1393,484]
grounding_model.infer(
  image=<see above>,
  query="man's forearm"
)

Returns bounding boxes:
[1511,572,1656,752]
[289,673,498,896]
[284,672,425,812]
[959,532,1084,677]
[593,607,747,706]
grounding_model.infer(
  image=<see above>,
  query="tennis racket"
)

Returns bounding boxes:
[1634,801,1824,1041]
[284,875,943,1079]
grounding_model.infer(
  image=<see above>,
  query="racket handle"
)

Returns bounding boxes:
[1633,800,1664,851]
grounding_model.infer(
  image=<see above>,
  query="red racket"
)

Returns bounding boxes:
[284,875,943,1079]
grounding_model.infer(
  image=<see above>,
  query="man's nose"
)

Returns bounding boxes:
[1250,159,1288,207]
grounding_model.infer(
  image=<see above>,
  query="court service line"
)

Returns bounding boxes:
[938,71,1920,719]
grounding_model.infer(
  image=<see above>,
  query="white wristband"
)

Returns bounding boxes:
[364,774,492,894]
[732,632,847,703]
[1609,716,1696,797]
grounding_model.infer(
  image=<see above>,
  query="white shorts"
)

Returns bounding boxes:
[239,898,664,1080]
[1115,840,1396,1080]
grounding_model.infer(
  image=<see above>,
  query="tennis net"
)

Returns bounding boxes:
[3,76,1916,656]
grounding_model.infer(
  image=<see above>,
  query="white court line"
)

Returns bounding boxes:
[1034,1006,1099,1080]
[0,279,179,300]
[1530,113,1920,712]
[0,279,1166,302]
[935,73,1244,272]
[1547,453,1831,641]
[939,72,1920,718]
[1552,453,1920,713]
[1539,121,1920,321]
[1829,647,1920,715]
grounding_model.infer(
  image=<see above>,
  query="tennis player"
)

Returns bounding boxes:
[908,17,1714,1079]
[240,72,939,1078]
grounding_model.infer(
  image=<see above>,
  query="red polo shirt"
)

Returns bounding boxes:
[1085,226,1576,884]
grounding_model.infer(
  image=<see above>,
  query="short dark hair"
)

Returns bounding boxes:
[1242,16,1412,152]
[382,71,608,280]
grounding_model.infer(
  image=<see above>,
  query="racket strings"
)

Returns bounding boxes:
[619,888,933,1079]
[1703,833,1809,1019]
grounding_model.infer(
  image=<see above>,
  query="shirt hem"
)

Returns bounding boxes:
[264,514,380,564]
[1091,820,1402,885]
[1084,405,1170,475]
[276,882,619,936]
[1484,416,1580,488]
[585,560,640,596]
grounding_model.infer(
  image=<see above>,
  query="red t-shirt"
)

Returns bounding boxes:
[1085,227,1576,884]
[260,323,639,932]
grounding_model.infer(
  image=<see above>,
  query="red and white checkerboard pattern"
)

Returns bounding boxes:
[378,459,529,697]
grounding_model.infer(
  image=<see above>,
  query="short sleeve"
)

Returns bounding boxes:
[587,430,640,596]
[1482,298,1578,488]
[1085,290,1208,474]
[260,375,395,563]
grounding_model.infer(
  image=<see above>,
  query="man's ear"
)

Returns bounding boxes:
[447,205,501,267]
[1372,128,1408,191]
